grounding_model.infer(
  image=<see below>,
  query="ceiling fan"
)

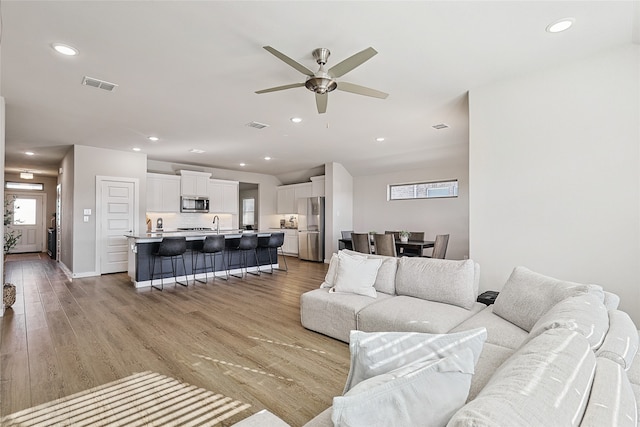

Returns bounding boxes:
[255,46,388,114]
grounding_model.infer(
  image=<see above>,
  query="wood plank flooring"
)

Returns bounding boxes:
[1,253,349,426]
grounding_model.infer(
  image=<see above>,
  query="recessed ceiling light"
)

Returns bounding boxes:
[239,163,246,167]
[189,149,205,154]
[132,147,141,152]
[546,18,574,33]
[25,151,35,156]
[147,136,159,142]
[264,156,271,161]
[52,43,79,56]
[376,137,385,142]
[290,117,302,123]
[20,172,34,180]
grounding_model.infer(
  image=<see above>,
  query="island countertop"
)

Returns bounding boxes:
[125,230,278,243]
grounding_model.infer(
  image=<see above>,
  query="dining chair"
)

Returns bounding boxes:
[384,230,400,240]
[373,233,397,257]
[424,234,450,259]
[351,233,372,254]
[341,230,354,239]
[402,231,425,256]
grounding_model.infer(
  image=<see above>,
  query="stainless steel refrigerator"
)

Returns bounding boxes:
[297,196,325,262]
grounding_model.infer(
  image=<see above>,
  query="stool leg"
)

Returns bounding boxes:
[263,248,274,274]
[247,248,260,276]
[229,249,243,278]
[218,251,229,280]
[194,251,208,284]
[277,247,288,272]
[173,255,187,287]
[151,255,164,291]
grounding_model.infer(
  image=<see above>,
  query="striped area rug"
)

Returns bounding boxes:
[1,371,251,426]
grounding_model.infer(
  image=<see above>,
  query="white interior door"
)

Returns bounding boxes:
[99,179,135,274]
[5,193,45,253]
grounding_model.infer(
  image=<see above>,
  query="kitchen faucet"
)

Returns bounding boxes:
[212,215,220,234]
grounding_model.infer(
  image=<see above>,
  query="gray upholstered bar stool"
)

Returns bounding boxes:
[228,233,260,278]
[192,234,229,283]
[257,232,287,274]
[150,236,188,291]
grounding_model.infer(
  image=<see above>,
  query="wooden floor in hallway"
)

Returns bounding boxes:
[0,253,349,426]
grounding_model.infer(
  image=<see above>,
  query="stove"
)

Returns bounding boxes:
[177,227,213,231]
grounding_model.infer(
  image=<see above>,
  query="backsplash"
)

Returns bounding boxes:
[146,212,235,231]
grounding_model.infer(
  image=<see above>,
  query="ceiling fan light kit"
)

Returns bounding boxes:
[256,46,388,114]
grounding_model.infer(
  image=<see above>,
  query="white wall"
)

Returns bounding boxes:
[353,157,469,260]
[325,162,354,258]
[469,45,640,324]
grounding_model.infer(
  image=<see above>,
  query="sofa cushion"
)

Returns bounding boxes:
[231,409,291,427]
[396,257,476,309]
[357,296,485,335]
[332,349,475,427]
[450,305,529,350]
[492,266,594,332]
[596,310,639,370]
[447,328,596,427]
[340,249,398,295]
[603,291,621,310]
[343,328,487,393]
[302,408,332,427]
[300,288,393,343]
[331,253,382,298]
[467,342,514,402]
[525,293,609,350]
[580,357,637,427]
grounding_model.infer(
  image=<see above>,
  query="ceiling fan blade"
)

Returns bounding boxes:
[315,93,328,114]
[263,46,314,76]
[328,47,378,78]
[255,83,305,94]
[337,82,389,99]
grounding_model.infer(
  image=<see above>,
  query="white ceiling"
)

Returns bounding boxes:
[1,1,637,183]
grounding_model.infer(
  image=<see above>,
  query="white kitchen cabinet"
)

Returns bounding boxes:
[277,182,312,214]
[147,173,181,212]
[209,179,239,214]
[179,170,211,197]
[311,176,325,197]
[282,229,299,255]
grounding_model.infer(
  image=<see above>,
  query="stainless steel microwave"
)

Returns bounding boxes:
[180,196,209,213]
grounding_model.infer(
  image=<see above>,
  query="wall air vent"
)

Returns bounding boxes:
[432,123,449,130]
[246,121,270,129]
[82,76,118,92]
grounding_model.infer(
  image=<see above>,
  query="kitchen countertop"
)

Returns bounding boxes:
[125,230,274,243]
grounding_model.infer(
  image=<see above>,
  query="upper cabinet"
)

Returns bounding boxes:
[147,173,181,212]
[179,170,211,197]
[276,182,312,214]
[311,175,325,197]
[209,179,239,214]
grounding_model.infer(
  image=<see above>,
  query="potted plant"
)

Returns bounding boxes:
[3,198,21,307]
[399,230,410,243]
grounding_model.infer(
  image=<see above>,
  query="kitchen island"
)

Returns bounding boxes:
[125,230,279,288]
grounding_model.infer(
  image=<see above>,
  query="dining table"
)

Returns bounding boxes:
[338,238,435,256]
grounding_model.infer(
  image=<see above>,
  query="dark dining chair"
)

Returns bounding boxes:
[351,233,372,254]
[373,233,397,257]
[341,230,354,239]
[384,230,400,240]
[424,234,450,259]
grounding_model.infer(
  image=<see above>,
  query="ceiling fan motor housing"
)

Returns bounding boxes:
[305,48,337,94]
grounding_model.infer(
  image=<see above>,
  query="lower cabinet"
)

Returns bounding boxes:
[282,229,299,255]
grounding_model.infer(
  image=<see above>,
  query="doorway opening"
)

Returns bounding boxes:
[239,183,259,231]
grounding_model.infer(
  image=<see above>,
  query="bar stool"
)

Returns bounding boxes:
[150,236,188,291]
[227,233,260,278]
[192,234,229,283]
[257,232,287,273]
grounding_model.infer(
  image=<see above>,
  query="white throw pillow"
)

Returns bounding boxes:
[332,349,475,427]
[492,266,593,331]
[320,251,366,289]
[343,328,487,393]
[330,254,382,298]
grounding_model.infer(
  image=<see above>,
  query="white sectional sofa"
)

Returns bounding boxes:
[236,249,640,427]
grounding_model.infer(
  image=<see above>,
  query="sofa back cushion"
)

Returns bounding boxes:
[492,267,594,332]
[595,309,639,370]
[580,357,637,427]
[447,328,596,427]
[339,249,398,295]
[396,257,476,309]
[525,293,609,350]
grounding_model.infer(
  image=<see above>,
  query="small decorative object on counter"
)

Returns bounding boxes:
[156,217,163,230]
[399,230,410,243]
[146,216,152,232]
[3,283,16,307]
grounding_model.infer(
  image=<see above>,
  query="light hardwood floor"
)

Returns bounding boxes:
[1,253,349,426]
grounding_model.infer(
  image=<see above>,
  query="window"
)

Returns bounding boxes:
[242,198,255,226]
[13,198,37,225]
[389,179,458,201]
[5,182,44,191]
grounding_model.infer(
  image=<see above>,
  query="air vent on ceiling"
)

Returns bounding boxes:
[432,123,449,130]
[82,76,118,92]
[246,121,270,129]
